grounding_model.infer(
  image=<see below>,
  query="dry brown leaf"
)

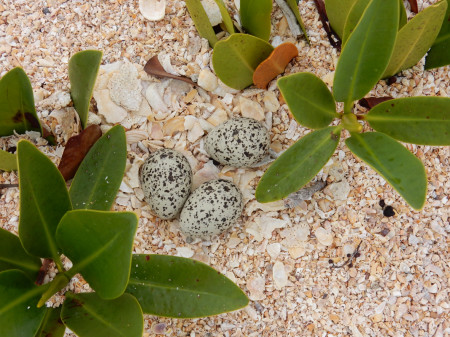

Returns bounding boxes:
[144,55,196,86]
[358,96,393,110]
[58,124,102,181]
[252,42,298,89]
[408,0,418,13]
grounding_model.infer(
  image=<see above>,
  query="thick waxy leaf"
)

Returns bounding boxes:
[35,307,65,337]
[383,0,448,77]
[61,292,143,337]
[253,42,298,89]
[399,0,407,28]
[69,50,102,129]
[214,0,234,34]
[278,73,338,129]
[18,140,71,261]
[56,210,137,299]
[58,124,102,181]
[69,125,126,211]
[342,0,370,44]
[240,0,272,41]
[0,270,47,337]
[333,0,399,104]
[286,0,309,43]
[212,34,274,90]
[0,149,17,171]
[324,0,358,38]
[366,97,450,145]
[256,126,341,202]
[425,1,450,69]
[0,228,41,279]
[185,0,218,47]
[126,255,248,318]
[0,67,41,136]
[346,132,427,210]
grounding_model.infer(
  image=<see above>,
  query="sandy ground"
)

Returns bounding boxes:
[0,0,449,336]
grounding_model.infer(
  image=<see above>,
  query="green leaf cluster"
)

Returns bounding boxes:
[0,50,101,140]
[325,0,450,73]
[185,0,309,89]
[257,0,450,210]
[0,123,248,337]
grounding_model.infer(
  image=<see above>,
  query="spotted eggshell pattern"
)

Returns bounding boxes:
[204,117,270,167]
[139,149,192,220]
[179,179,244,238]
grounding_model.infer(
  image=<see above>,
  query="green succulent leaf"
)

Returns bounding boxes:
[0,67,41,137]
[383,0,448,78]
[399,0,407,29]
[346,132,427,210]
[286,0,309,43]
[342,0,370,44]
[240,0,272,41]
[425,0,450,69]
[212,34,274,90]
[18,140,71,262]
[365,97,450,145]
[35,306,66,337]
[277,73,338,129]
[56,210,138,299]
[185,0,219,47]
[69,50,102,129]
[0,149,17,171]
[69,125,126,211]
[256,126,341,202]
[0,228,41,279]
[214,0,234,34]
[0,270,47,337]
[324,0,358,38]
[333,0,399,104]
[126,254,249,318]
[61,292,143,337]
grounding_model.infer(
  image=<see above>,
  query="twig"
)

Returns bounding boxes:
[330,241,362,269]
[0,184,19,189]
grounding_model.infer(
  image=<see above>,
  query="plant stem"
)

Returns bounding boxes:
[0,184,19,189]
[343,101,353,115]
[53,254,65,273]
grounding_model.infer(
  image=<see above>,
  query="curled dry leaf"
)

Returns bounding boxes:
[139,0,166,21]
[408,0,418,13]
[58,124,102,181]
[144,55,196,86]
[253,42,298,89]
[358,96,393,110]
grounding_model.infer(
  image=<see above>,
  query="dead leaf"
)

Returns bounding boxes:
[358,96,393,110]
[314,0,341,50]
[408,0,418,13]
[253,42,298,89]
[144,55,196,86]
[58,124,102,181]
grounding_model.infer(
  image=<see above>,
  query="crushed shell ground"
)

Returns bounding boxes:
[0,0,449,336]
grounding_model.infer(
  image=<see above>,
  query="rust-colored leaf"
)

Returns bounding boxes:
[253,42,299,89]
[408,0,418,13]
[358,96,393,110]
[58,124,102,181]
[144,55,196,86]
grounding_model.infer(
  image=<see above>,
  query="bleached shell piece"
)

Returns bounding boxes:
[263,91,280,113]
[207,108,228,126]
[86,112,102,126]
[267,243,281,259]
[176,247,194,258]
[163,116,185,136]
[50,108,78,141]
[145,82,168,113]
[247,276,266,301]
[134,97,153,118]
[139,0,166,21]
[198,68,218,92]
[280,224,310,247]
[239,96,265,121]
[187,122,204,143]
[201,0,222,26]
[126,130,148,144]
[40,91,72,110]
[246,215,288,242]
[93,89,127,124]
[192,161,220,189]
[315,227,333,246]
[108,62,142,111]
[273,261,288,290]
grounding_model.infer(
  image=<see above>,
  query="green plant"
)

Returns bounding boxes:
[0,125,248,337]
[256,0,450,210]
[324,0,450,73]
[0,50,101,140]
[184,0,308,89]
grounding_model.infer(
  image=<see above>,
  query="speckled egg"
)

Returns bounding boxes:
[179,179,244,238]
[204,117,270,167]
[139,149,192,220]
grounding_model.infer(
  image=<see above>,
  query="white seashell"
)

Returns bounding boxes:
[198,68,218,92]
[163,116,185,136]
[263,91,280,113]
[145,82,168,113]
[139,0,166,21]
[206,108,228,126]
[246,276,265,301]
[246,215,289,242]
[315,227,334,246]
[187,122,204,143]
[239,96,265,121]
[273,261,288,290]
[192,161,220,189]
[108,62,142,112]
[40,91,71,110]
[149,122,164,140]
[126,130,148,144]
[201,0,222,26]
[266,243,281,259]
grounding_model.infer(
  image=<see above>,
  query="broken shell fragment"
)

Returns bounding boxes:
[139,0,166,21]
